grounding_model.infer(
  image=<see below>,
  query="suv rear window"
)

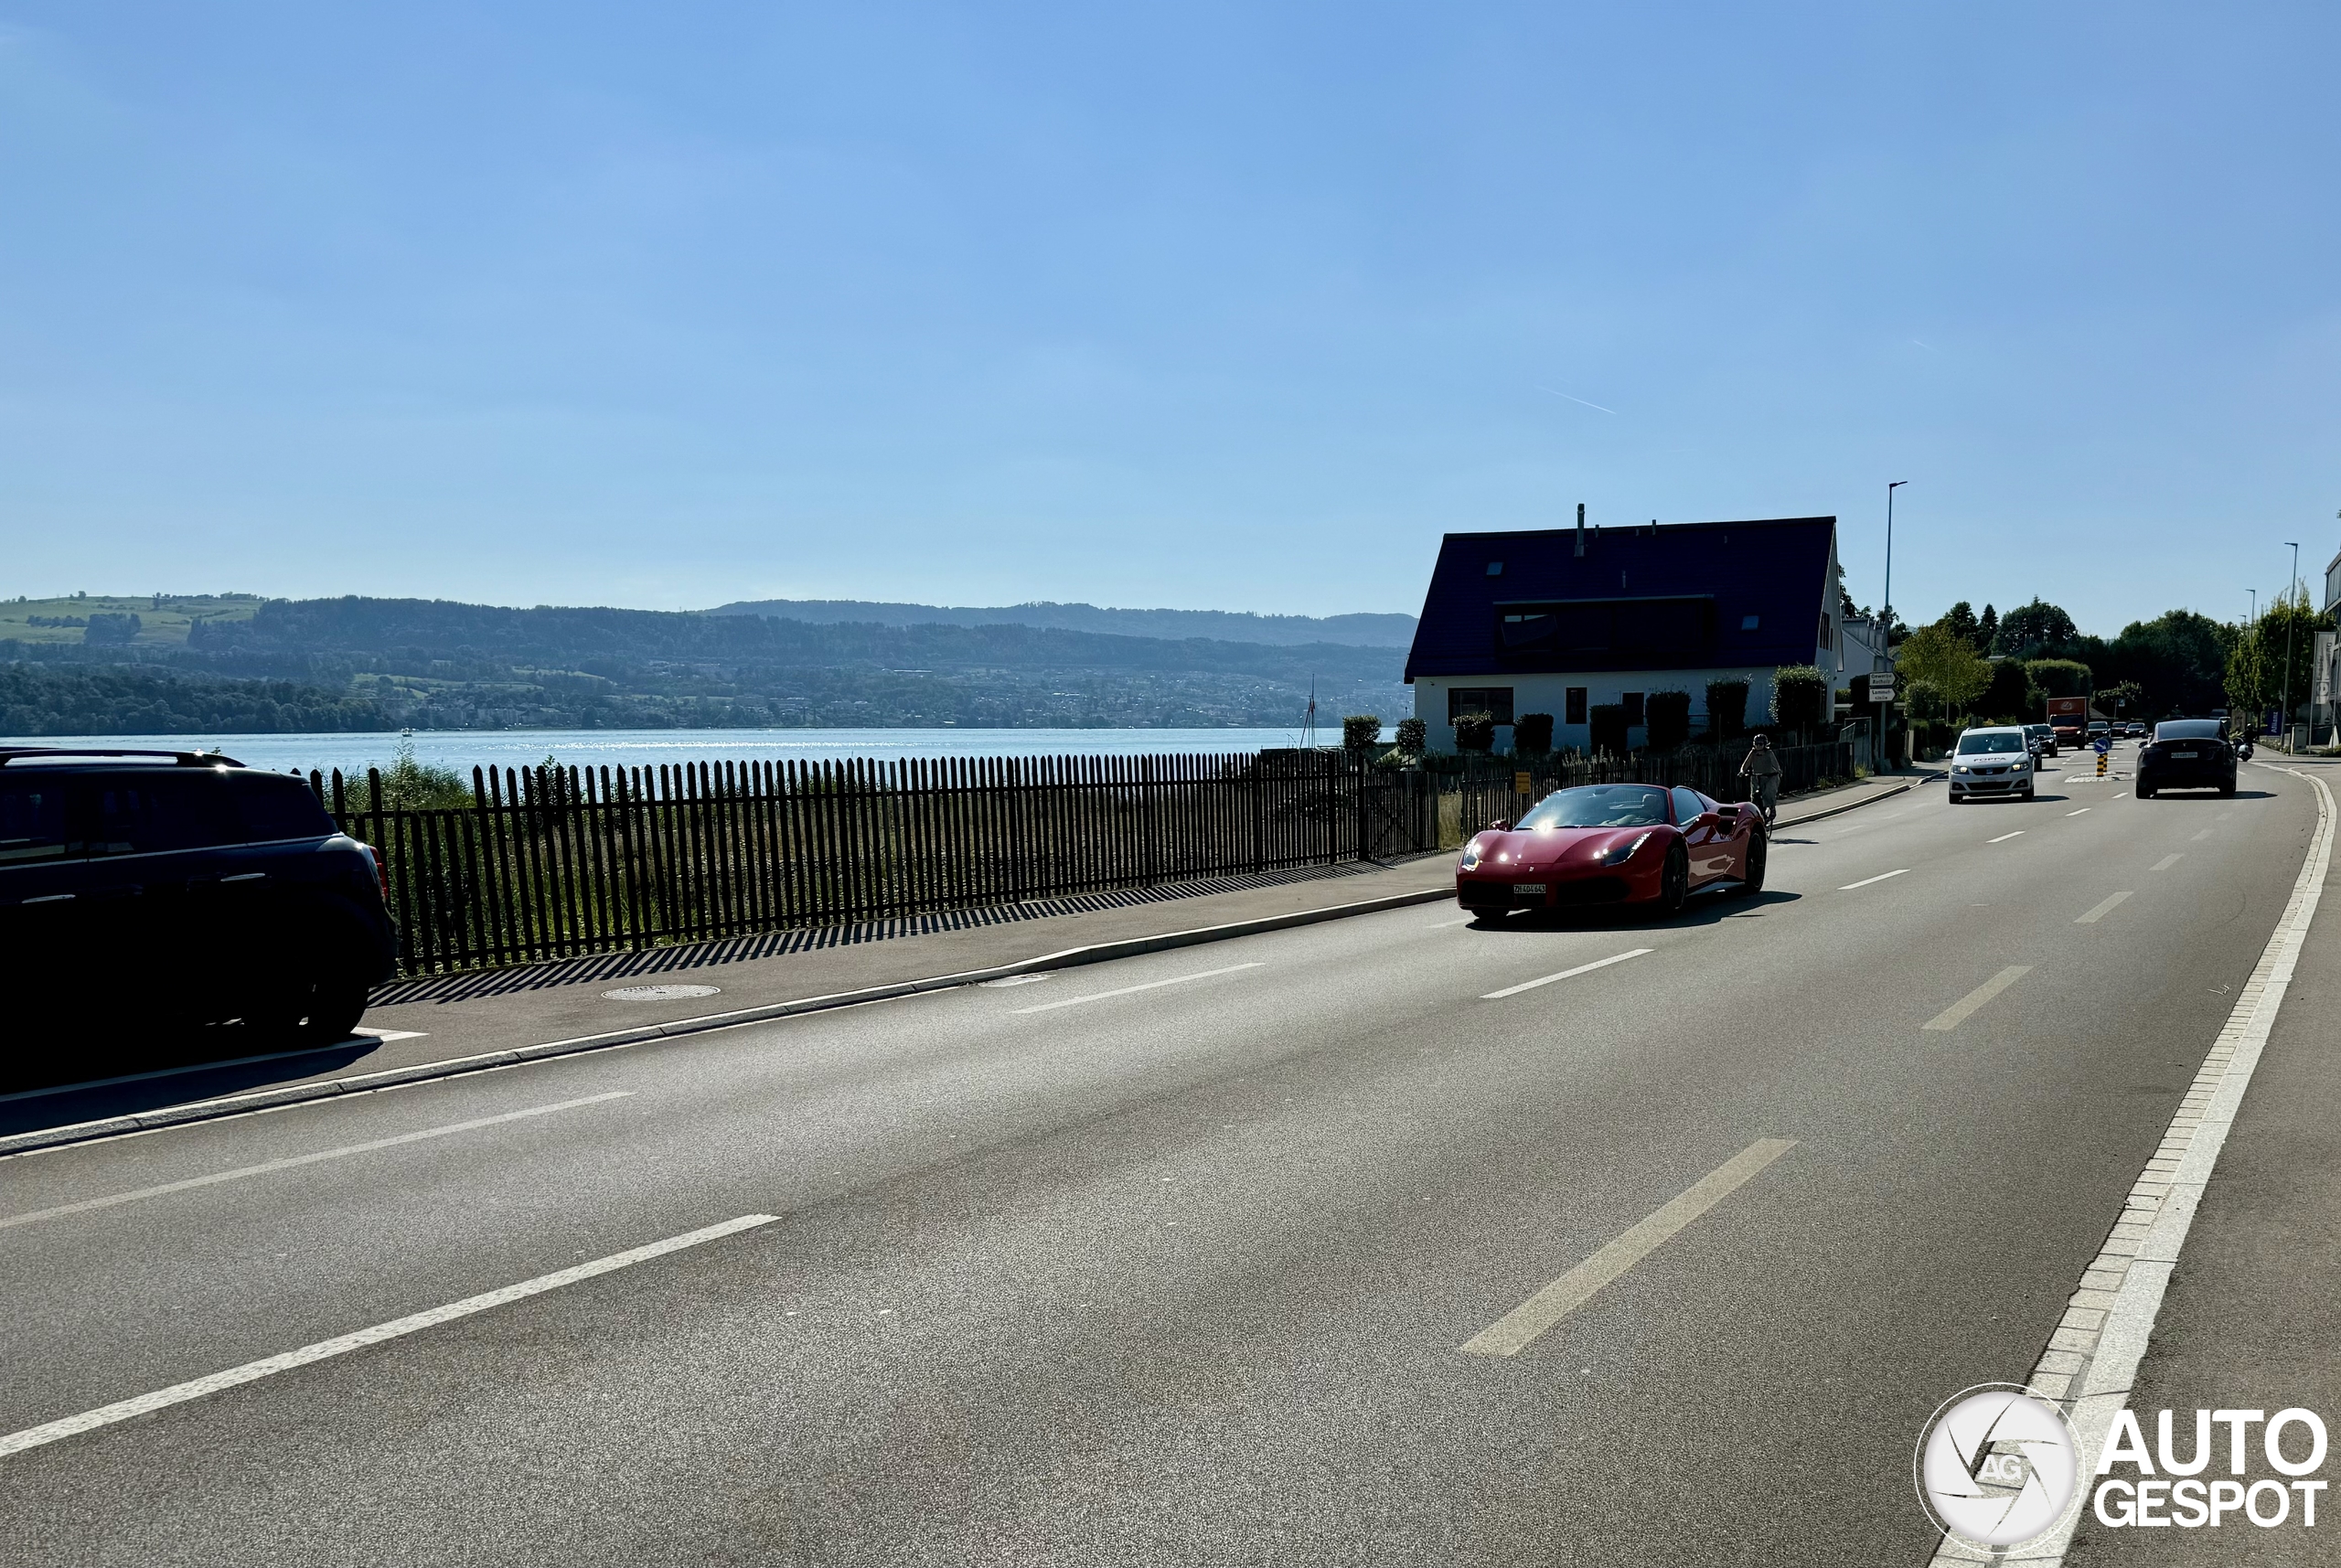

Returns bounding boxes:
[0,783,68,865]
[81,773,241,856]
[230,773,337,841]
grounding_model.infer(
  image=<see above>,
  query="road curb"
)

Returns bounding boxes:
[0,883,1458,1158]
[1772,775,1922,829]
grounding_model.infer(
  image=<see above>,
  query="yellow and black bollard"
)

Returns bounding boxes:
[2097,751,2109,778]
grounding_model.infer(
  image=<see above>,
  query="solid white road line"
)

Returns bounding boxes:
[1987,830,2026,844]
[0,1213,777,1459]
[2151,853,2183,871]
[0,1093,634,1232]
[2067,807,2091,816]
[1971,763,2337,1568]
[1480,948,1652,1000]
[1011,963,1263,1014]
[1838,869,1909,891]
[2075,891,2135,925]
[1459,1138,1796,1357]
[1922,965,2033,1031]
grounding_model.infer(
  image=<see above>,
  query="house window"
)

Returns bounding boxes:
[1565,687,1587,725]
[1448,687,1515,724]
[1622,692,1645,726]
[1741,614,1760,631]
[1819,614,1832,649]
[1486,560,1504,577]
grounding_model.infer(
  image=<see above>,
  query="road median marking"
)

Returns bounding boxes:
[2075,891,2134,925]
[1011,962,1263,1013]
[1922,965,2032,1031]
[1838,869,1909,891]
[1480,948,1652,1000]
[2151,853,2182,871]
[0,1213,777,1459]
[0,1093,634,1232]
[1459,1138,1796,1357]
[1986,830,2026,844]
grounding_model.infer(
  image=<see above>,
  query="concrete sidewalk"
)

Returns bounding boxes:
[1,769,1920,1149]
[2066,758,2341,1565]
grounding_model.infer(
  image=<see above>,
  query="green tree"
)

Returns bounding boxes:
[1897,623,1992,720]
[2229,587,2331,721]
[1976,603,1999,651]
[1940,603,1981,650]
[2024,658,2094,699]
[1995,598,2079,656]
[1704,677,1751,742]
[1512,712,1555,754]
[1341,714,1382,753]
[1976,658,2032,722]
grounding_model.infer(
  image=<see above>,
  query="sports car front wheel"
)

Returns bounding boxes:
[1654,843,1689,917]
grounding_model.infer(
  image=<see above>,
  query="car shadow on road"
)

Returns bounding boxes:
[1468,888,1802,934]
[0,1029,386,1139]
[2134,789,2272,802]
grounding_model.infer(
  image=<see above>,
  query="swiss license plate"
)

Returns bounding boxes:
[2172,750,2197,759]
[1513,882,1546,895]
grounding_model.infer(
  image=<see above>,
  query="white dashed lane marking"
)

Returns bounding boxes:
[1481,949,1652,1000]
[1012,963,1264,1014]
[1923,965,2033,1031]
[1459,1139,1797,1357]
[2151,854,2182,872]
[1838,869,1909,891]
[1987,831,2026,844]
[2076,891,2134,925]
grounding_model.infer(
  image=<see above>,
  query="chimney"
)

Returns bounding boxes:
[1575,503,1586,557]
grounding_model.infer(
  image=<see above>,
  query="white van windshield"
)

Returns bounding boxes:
[1957,732,2026,754]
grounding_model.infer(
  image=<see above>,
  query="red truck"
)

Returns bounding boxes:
[2046,696,2089,749]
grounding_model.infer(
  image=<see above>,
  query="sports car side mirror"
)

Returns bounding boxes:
[1489,819,1511,832]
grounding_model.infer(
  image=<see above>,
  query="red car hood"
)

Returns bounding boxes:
[1465,826,1652,871]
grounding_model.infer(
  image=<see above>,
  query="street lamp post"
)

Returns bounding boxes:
[2284,542,2301,751]
[1881,481,1907,772]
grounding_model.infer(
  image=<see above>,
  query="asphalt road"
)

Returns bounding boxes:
[0,752,2317,1566]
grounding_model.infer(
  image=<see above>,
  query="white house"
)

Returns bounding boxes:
[1404,514,1847,751]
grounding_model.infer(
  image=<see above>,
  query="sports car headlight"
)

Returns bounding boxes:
[1596,831,1652,867]
[1459,842,1483,870]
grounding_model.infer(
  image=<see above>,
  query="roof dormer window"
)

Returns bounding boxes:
[1486,561,1503,577]
[1741,614,1760,631]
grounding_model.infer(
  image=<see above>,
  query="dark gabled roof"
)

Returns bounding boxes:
[1404,517,1836,681]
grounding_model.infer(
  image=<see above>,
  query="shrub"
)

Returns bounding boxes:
[1452,711,1496,752]
[1588,703,1630,757]
[1513,711,1555,754]
[2025,658,2094,699]
[1342,714,1382,753]
[1772,665,1828,733]
[1395,716,1427,756]
[1705,678,1750,742]
[1645,690,1692,751]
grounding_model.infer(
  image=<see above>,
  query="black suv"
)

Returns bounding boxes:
[0,750,395,1049]
[2136,720,2238,798]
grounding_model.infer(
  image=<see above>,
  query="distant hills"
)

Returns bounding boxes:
[711,598,1417,649]
[1,593,1412,734]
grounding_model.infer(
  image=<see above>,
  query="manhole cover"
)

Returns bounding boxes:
[601,984,722,1002]
[978,974,1052,988]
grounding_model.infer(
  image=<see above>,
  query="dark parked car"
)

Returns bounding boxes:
[0,750,396,1051]
[2023,723,2058,759]
[2136,721,2238,799]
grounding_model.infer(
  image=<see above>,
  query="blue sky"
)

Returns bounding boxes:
[3,4,2336,634]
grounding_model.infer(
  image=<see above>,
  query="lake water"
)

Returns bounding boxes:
[2,726,1388,777]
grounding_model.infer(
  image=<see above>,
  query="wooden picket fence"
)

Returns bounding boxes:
[310,752,1438,976]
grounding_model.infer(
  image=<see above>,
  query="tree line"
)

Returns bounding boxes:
[1887,592,2330,728]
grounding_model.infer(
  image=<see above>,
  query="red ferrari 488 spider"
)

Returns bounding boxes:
[1454,781,1767,922]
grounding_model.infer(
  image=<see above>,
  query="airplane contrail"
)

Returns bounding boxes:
[1536,385,1618,415]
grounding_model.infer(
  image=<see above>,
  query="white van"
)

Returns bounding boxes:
[1948,726,2037,804]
